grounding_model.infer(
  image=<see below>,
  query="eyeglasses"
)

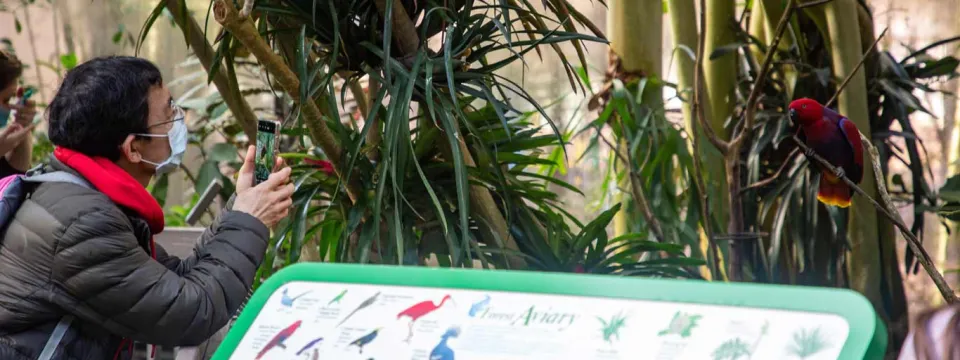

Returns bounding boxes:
[146,99,185,130]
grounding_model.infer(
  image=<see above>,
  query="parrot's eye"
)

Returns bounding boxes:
[802,104,807,109]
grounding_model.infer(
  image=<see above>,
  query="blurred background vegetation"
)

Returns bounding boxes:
[3,0,960,357]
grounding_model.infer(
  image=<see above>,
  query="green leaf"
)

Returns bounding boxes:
[136,0,167,56]
[209,143,238,163]
[14,18,21,34]
[113,24,126,44]
[912,56,960,79]
[150,172,169,208]
[59,53,78,71]
[194,160,221,195]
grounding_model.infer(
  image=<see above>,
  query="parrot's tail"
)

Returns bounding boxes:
[817,174,852,208]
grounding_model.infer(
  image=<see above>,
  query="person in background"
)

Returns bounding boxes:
[0,50,38,177]
[899,303,959,359]
[0,56,294,359]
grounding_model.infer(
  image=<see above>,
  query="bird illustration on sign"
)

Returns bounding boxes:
[280,288,312,307]
[295,337,323,356]
[348,328,382,354]
[397,294,454,342]
[429,326,461,360]
[468,295,490,318]
[328,289,348,306]
[337,291,380,327]
[255,320,302,360]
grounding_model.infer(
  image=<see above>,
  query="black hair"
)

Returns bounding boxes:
[48,56,163,160]
[0,50,22,90]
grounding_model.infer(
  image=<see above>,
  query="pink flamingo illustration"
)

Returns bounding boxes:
[397,295,453,342]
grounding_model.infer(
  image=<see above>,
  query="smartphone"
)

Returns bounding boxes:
[0,88,31,127]
[19,89,39,126]
[255,119,281,185]
[18,88,34,106]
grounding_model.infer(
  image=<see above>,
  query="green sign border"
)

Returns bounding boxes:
[212,263,886,359]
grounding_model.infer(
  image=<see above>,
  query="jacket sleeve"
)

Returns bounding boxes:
[51,208,269,347]
[156,194,240,276]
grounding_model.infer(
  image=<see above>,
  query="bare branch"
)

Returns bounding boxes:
[789,135,957,303]
[825,27,888,109]
[731,0,797,150]
[742,147,800,192]
[615,118,665,244]
[374,0,420,55]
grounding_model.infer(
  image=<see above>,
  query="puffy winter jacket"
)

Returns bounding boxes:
[0,158,269,359]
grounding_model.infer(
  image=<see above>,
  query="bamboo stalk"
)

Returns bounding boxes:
[823,0,885,309]
[669,0,698,137]
[693,0,725,280]
[213,0,360,202]
[703,0,737,141]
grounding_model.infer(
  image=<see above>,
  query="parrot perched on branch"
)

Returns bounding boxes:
[788,98,864,208]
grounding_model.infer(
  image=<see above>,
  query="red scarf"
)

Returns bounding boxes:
[53,147,165,235]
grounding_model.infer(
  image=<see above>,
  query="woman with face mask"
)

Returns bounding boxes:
[0,56,294,359]
[0,50,39,177]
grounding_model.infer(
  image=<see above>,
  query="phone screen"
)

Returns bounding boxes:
[255,120,279,185]
[19,89,34,106]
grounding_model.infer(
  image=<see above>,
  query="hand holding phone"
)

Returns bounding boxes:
[0,88,32,128]
[233,145,294,228]
[254,119,281,185]
[13,88,37,126]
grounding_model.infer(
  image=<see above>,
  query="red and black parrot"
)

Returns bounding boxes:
[255,320,302,360]
[788,98,864,208]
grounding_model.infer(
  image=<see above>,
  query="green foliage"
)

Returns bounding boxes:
[696,4,960,284]
[597,311,627,344]
[937,174,960,222]
[582,75,718,277]
[786,327,830,359]
[143,0,701,284]
[712,338,751,360]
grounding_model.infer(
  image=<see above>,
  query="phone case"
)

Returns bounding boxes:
[255,120,282,185]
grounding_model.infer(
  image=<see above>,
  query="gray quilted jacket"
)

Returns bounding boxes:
[0,157,269,359]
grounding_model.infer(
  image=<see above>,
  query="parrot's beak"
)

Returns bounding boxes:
[788,108,797,123]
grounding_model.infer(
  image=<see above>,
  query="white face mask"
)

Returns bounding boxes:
[136,103,188,175]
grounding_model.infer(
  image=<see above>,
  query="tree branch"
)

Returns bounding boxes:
[790,135,957,303]
[825,27,887,109]
[731,0,797,150]
[742,147,800,192]
[374,0,420,55]
[165,0,258,141]
[615,117,665,243]
[693,0,724,279]
[213,0,360,202]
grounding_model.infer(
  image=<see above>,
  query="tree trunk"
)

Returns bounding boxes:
[702,0,735,249]
[704,0,736,140]
[608,0,662,239]
[824,0,907,352]
[669,0,698,138]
